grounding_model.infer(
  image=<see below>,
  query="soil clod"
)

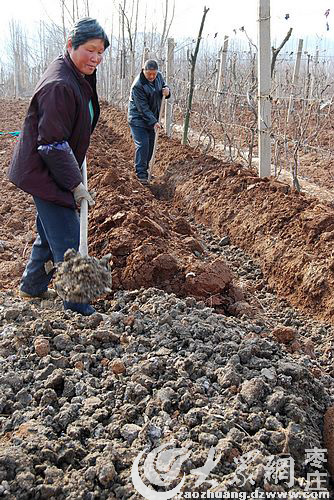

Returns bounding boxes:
[54,249,113,303]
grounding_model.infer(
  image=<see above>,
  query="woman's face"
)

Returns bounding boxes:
[67,38,105,75]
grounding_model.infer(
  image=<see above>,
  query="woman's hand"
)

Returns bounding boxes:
[72,182,95,206]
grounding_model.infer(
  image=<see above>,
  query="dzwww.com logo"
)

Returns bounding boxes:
[175,492,330,499]
[130,442,330,500]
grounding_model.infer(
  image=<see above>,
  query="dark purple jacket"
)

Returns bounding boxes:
[8,52,100,208]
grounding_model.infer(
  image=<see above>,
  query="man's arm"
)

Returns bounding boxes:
[131,85,158,126]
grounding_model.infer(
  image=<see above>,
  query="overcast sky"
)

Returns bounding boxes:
[1,0,334,53]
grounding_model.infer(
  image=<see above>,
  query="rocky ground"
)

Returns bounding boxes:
[0,98,334,498]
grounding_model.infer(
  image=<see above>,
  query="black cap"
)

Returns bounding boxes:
[144,59,158,71]
[69,17,110,50]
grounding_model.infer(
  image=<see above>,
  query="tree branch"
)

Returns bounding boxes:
[271,27,293,77]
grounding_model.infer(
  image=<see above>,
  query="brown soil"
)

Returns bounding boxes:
[1,98,334,323]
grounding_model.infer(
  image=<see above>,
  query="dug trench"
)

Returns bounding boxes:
[1,99,334,497]
[90,105,334,324]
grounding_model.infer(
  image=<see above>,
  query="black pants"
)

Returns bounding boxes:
[20,196,80,295]
[20,196,95,315]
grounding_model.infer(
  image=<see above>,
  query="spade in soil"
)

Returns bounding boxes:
[54,158,112,303]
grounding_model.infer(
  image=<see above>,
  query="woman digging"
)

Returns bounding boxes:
[8,17,109,316]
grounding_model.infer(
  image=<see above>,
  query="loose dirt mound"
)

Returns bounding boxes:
[0,289,331,498]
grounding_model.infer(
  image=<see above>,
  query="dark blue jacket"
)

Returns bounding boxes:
[128,70,170,129]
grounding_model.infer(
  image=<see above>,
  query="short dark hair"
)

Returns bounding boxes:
[144,59,158,71]
[69,17,110,50]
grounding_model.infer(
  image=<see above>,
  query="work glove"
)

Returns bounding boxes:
[72,183,95,206]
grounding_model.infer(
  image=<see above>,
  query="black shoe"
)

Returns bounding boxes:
[63,301,96,316]
[138,177,149,185]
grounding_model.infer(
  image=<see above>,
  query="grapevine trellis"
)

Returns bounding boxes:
[1,0,334,188]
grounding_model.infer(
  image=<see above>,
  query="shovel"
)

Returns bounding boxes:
[79,157,89,257]
[148,95,166,182]
[54,157,113,303]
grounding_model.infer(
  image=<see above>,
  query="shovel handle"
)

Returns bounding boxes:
[148,95,166,181]
[79,157,89,257]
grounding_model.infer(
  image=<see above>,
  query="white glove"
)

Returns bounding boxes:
[72,183,95,206]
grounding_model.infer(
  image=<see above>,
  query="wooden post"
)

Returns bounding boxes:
[215,50,221,92]
[215,35,229,106]
[165,38,174,137]
[310,47,319,98]
[287,38,303,122]
[142,47,150,66]
[304,53,311,100]
[257,0,272,178]
[231,53,237,92]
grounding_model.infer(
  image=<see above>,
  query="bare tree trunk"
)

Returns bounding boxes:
[133,0,139,55]
[165,37,174,137]
[160,0,169,50]
[143,3,147,49]
[121,1,126,92]
[9,20,28,97]
[61,1,67,45]
[107,16,113,102]
[182,7,209,145]
[119,0,140,88]
[159,0,175,59]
